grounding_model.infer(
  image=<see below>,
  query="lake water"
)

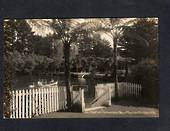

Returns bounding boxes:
[12,73,114,90]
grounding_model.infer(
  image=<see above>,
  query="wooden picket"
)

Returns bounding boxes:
[10,83,67,119]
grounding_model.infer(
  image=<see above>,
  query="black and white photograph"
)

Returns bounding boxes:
[3,18,159,118]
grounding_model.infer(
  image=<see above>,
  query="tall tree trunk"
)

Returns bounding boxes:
[113,37,118,100]
[63,42,72,110]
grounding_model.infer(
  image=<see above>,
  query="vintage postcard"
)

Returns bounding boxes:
[3,18,159,118]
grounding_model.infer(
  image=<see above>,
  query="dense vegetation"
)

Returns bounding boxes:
[120,19,159,106]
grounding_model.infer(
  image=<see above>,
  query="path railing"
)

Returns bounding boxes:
[10,83,67,119]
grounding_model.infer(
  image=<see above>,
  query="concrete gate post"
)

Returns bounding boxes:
[79,87,85,112]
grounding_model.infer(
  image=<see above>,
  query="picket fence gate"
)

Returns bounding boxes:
[10,83,67,119]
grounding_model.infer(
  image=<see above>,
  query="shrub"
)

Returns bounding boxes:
[128,59,159,106]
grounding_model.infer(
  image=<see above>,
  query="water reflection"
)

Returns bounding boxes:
[13,73,114,90]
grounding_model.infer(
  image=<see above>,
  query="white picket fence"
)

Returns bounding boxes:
[95,82,143,98]
[10,83,67,119]
[117,82,143,97]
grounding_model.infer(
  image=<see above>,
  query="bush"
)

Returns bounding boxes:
[3,56,13,118]
[128,59,159,106]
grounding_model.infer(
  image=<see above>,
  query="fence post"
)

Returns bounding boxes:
[138,85,140,96]
[108,87,111,106]
[12,91,15,118]
[49,87,51,112]
[125,83,128,97]
[32,89,35,116]
[11,91,15,118]
[137,84,139,96]
[42,88,44,114]
[51,87,54,112]
[118,83,120,97]
[58,87,60,110]
[129,83,131,96]
[9,91,13,118]
[49,87,52,112]
[53,87,55,112]
[135,84,137,97]
[140,85,142,96]
[134,83,136,96]
[137,84,139,97]
[25,89,29,118]
[124,83,126,97]
[54,86,56,111]
[29,89,32,118]
[79,88,85,112]
[45,88,47,114]
[64,87,67,110]
[47,87,49,113]
[62,87,64,109]
[120,83,122,97]
[54,86,57,111]
[56,86,59,111]
[130,83,132,96]
[53,86,55,112]
[22,90,25,118]
[127,83,129,96]
[133,84,135,97]
[123,83,126,96]
[15,90,18,118]
[131,83,133,96]
[38,88,41,114]
[18,90,21,118]
[35,89,38,115]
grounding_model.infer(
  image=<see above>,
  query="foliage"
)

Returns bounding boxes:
[3,56,13,118]
[3,20,16,118]
[4,20,15,54]
[11,51,25,72]
[4,19,34,54]
[128,59,159,106]
[132,19,158,62]
[9,51,56,74]
[120,18,158,64]
[93,39,112,58]
[14,20,34,53]
[116,18,159,105]
[78,33,112,58]
[23,54,36,73]
[31,35,54,57]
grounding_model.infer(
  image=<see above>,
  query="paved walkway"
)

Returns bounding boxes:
[34,104,159,118]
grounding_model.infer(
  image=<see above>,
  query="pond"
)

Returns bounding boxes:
[12,73,114,90]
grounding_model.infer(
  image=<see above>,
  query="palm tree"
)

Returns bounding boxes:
[81,18,126,100]
[27,19,96,110]
[50,19,97,110]
[80,18,150,100]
